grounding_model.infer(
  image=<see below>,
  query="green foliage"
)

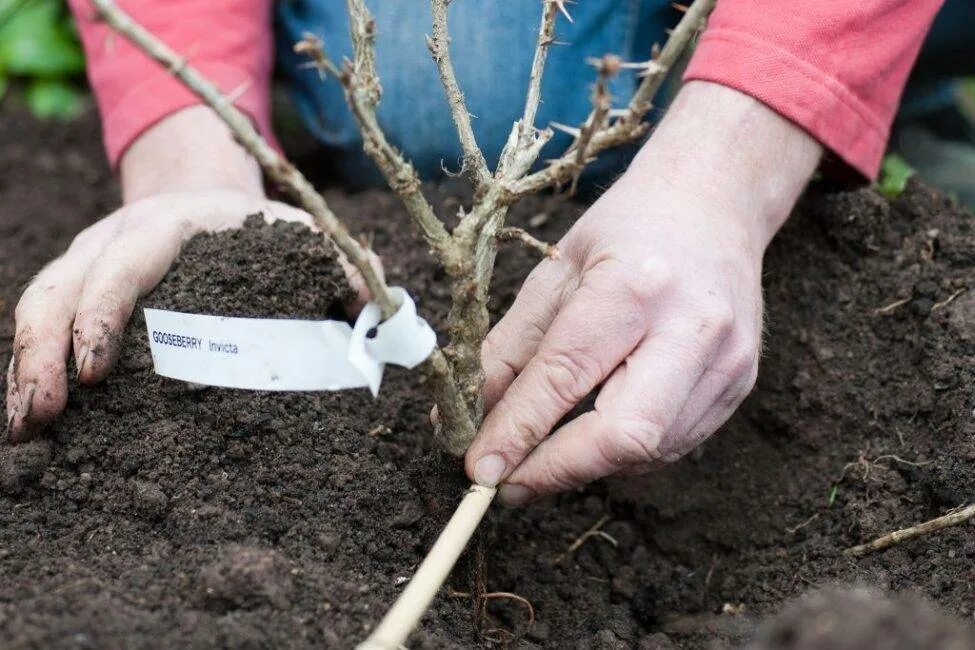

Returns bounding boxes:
[877,154,915,199]
[827,484,838,507]
[0,0,85,119]
[25,77,83,118]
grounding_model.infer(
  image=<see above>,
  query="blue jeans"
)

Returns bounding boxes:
[275,1,973,186]
[276,1,675,187]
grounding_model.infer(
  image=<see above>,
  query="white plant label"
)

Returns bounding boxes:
[144,287,436,397]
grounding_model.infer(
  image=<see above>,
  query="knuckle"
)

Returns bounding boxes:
[598,413,666,467]
[537,350,601,408]
[616,257,678,310]
[724,333,761,390]
[694,302,735,345]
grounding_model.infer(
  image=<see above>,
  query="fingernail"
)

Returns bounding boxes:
[473,454,507,488]
[76,344,90,379]
[499,484,536,507]
[20,382,36,421]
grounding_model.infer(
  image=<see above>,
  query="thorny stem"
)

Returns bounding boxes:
[428,0,490,189]
[497,226,561,260]
[495,0,559,181]
[517,0,559,146]
[503,0,716,199]
[340,0,460,271]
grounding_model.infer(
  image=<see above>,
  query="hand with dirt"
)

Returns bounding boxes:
[6,107,375,441]
[467,81,824,505]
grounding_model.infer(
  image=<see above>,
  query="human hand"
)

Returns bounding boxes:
[6,108,378,441]
[466,81,823,504]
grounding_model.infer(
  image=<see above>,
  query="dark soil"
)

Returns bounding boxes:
[0,107,973,649]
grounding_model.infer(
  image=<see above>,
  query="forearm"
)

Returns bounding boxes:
[625,80,822,254]
[121,106,264,203]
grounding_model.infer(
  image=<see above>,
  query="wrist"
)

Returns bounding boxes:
[120,106,265,203]
[625,80,822,252]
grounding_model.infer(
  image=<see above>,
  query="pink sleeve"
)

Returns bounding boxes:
[68,0,275,168]
[683,0,944,180]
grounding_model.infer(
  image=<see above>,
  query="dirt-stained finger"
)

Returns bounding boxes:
[7,263,85,440]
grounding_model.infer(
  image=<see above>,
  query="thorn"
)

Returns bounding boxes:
[550,0,575,23]
[670,2,689,12]
[549,121,581,138]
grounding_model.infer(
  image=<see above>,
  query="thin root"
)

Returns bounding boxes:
[552,514,618,564]
[873,296,911,315]
[450,589,536,636]
[931,287,967,311]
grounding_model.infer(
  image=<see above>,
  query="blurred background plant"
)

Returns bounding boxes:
[0,0,86,119]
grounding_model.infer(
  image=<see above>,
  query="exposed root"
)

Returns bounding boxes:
[552,514,618,564]
[873,296,911,315]
[932,286,967,311]
[450,589,537,641]
[844,503,975,557]
[785,512,820,534]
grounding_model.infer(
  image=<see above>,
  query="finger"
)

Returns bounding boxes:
[499,320,729,504]
[466,268,648,487]
[7,258,88,440]
[480,259,572,411]
[662,343,759,461]
[72,218,187,383]
[260,202,315,228]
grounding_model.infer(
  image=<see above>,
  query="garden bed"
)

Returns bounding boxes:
[0,108,972,648]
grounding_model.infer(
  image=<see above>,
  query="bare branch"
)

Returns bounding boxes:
[519,0,560,141]
[496,227,560,260]
[844,504,975,557]
[293,32,341,80]
[567,55,619,193]
[335,0,457,268]
[87,0,397,318]
[428,0,490,189]
[496,0,561,179]
[503,0,716,199]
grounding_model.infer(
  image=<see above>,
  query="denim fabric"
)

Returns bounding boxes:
[276,1,678,187]
[275,1,975,186]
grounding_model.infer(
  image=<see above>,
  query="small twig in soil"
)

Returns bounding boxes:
[873,296,911,315]
[785,512,820,534]
[844,503,975,557]
[496,227,560,259]
[931,286,968,311]
[552,514,618,564]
